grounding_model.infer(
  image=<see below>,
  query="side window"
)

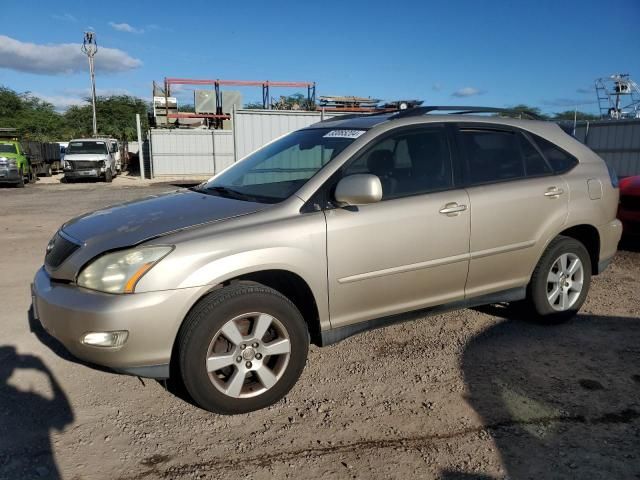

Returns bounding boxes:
[460,129,524,184]
[531,134,578,173]
[519,134,552,176]
[342,128,452,200]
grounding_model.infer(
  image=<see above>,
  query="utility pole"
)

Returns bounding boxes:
[81,31,98,137]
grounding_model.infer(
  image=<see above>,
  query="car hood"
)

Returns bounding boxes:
[65,154,108,161]
[0,152,20,159]
[61,189,271,247]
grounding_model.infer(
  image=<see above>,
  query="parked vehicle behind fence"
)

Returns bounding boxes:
[0,128,61,186]
[618,175,640,237]
[33,106,622,414]
[63,138,118,183]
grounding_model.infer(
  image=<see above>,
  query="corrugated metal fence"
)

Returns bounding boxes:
[573,119,640,177]
[233,109,342,162]
[149,129,234,177]
[149,110,345,177]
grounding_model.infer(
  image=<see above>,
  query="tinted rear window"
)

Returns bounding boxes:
[460,129,524,184]
[531,135,578,173]
[519,134,552,176]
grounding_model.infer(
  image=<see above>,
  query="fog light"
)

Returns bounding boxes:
[82,331,128,347]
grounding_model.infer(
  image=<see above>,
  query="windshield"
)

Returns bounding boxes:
[0,143,17,154]
[199,128,363,203]
[66,141,108,155]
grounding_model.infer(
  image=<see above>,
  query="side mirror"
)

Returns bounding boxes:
[334,174,382,206]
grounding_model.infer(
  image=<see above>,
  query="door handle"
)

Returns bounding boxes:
[544,187,565,197]
[439,203,467,215]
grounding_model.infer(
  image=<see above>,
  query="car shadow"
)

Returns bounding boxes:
[0,345,74,479]
[448,307,640,479]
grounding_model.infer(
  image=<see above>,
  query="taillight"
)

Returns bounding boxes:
[605,162,619,188]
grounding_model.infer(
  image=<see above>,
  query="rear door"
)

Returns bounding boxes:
[456,125,569,297]
[325,125,471,328]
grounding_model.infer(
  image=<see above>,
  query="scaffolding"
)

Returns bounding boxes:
[595,74,640,119]
[161,78,316,128]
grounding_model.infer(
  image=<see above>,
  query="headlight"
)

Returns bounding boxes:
[98,160,105,167]
[8,159,17,167]
[0,156,7,162]
[77,246,173,294]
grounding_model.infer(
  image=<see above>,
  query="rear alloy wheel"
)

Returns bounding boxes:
[178,283,309,414]
[546,253,584,311]
[526,236,591,323]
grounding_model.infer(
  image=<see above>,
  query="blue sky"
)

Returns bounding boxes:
[1,0,638,114]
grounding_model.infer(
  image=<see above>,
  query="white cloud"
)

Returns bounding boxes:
[52,13,77,22]
[0,35,141,75]
[452,87,485,98]
[109,22,143,33]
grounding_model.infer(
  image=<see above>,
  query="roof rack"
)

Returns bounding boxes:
[388,106,543,120]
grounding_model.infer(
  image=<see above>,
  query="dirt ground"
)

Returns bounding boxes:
[1,178,639,480]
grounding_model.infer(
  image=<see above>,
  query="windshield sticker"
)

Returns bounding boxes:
[323,130,366,139]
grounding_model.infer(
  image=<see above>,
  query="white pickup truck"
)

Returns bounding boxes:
[63,138,120,182]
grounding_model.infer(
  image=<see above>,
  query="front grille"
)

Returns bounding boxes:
[620,195,640,211]
[45,232,80,269]
[68,161,99,170]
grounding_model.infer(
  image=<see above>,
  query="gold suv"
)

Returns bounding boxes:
[33,106,622,414]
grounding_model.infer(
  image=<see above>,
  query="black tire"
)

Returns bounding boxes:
[15,168,25,188]
[525,236,591,323]
[104,169,113,183]
[178,283,309,414]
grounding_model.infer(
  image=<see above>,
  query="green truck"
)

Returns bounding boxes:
[0,128,61,187]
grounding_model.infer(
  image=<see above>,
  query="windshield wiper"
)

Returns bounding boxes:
[204,185,279,203]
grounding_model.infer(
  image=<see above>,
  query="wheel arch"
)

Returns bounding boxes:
[557,224,600,275]
[169,267,323,380]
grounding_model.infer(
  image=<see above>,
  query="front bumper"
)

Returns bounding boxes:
[64,169,102,179]
[31,267,205,378]
[0,167,21,183]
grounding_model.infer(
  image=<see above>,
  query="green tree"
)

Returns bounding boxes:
[244,93,316,110]
[64,95,150,140]
[0,86,66,141]
[552,110,599,121]
[500,104,549,120]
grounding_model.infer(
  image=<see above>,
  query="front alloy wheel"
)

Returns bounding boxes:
[206,313,291,398]
[178,283,309,414]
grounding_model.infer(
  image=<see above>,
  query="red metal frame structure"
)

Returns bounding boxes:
[163,77,316,127]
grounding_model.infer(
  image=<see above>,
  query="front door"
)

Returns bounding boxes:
[325,126,471,328]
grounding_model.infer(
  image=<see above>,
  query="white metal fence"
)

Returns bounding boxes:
[149,129,234,177]
[149,110,346,177]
